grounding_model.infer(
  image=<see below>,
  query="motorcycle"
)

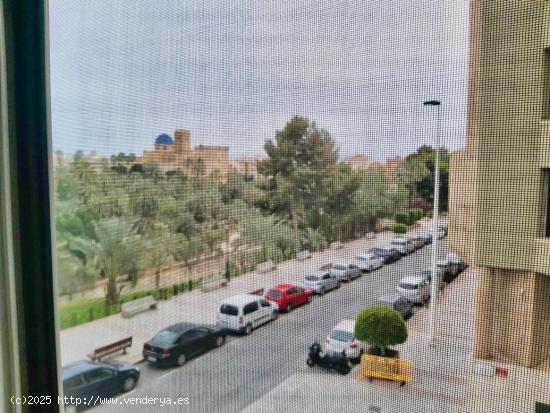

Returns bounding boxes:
[306,341,351,375]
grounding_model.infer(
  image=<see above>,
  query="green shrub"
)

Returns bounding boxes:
[394,212,409,225]
[408,208,423,224]
[354,306,408,355]
[393,223,408,234]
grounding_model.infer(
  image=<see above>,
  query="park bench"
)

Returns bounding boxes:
[87,337,133,361]
[121,295,157,318]
[330,241,344,250]
[296,250,312,261]
[257,260,276,273]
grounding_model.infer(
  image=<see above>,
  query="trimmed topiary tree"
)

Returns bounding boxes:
[393,223,408,234]
[394,212,409,225]
[354,306,408,356]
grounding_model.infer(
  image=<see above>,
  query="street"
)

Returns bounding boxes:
[92,240,450,413]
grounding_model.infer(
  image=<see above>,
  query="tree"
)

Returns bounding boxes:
[141,225,173,288]
[399,145,450,212]
[81,218,137,305]
[355,306,408,356]
[173,234,206,277]
[259,116,337,250]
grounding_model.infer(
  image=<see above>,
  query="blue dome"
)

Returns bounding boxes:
[155,133,174,145]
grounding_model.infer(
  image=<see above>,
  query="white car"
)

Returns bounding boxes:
[397,276,430,305]
[302,271,340,295]
[330,262,361,281]
[216,294,278,335]
[325,319,366,361]
[391,237,414,255]
[355,253,384,272]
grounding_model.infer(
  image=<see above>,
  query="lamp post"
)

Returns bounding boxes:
[423,99,442,347]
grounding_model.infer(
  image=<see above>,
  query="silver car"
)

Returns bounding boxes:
[330,262,361,282]
[391,237,415,255]
[355,253,384,272]
[302,271,340,295]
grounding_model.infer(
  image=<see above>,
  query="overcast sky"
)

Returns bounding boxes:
[49,0,470,161]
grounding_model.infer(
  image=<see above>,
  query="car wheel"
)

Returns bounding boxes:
[215,335,226,347]
[271,310,278,321]
[320,287,326,295]
[307,358,315,367]
[287,304,292,313]
[175,353,187,367]
[65,405,77,413]
[244,323,253,335]
[123,376,137,392]
[307,295,312,304]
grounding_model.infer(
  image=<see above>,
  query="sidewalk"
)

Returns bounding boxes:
[241,268,475,413]
[59,231,394,365]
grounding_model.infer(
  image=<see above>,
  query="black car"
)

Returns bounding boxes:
[143,322,226,367]
[375,294,414,319]
[369,246,401,264]
[62,360,139,412]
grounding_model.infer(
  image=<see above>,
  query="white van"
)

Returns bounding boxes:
[397,276,430,305]
[216,294,278,335]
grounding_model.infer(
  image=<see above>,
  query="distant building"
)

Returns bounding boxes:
[139,130,230,178]
[231,155,267,181]
[342,154,375,171]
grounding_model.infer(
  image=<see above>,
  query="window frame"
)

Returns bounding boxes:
[1,1,60,412]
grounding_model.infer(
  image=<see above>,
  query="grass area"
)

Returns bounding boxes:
[59,279,202,330]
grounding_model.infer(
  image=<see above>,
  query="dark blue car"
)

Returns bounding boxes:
[62,360,140,412]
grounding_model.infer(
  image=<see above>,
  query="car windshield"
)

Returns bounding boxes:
[356,256,367,261]
[266,290,282,298]
[330,329,354,342]
[332,264,346,270]
[220,304,239,316]
[152,329,179,346]
[400,283,418,290]
[305,275,319,281]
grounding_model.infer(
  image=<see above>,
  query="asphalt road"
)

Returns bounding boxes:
[93,240,446,413]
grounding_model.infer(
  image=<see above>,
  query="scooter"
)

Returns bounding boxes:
[306,342,351,375]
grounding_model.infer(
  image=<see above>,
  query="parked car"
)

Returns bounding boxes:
[216,294,278,335]
[325,319,366,361]
[62,360,139,412]
[375,294,414,319]
[416,232,433,245]
[391,237,415,255]
[355,253,384,272]
[143,322,226,366]
[437,259,459,281]
[264,283,313,312]
[420,268,446,290]
[330,262,362,281]
[369,246,401,264]
[303,271,340,295]
[397,276,430,305]
[447,253,467,273]
[409,235,425,250]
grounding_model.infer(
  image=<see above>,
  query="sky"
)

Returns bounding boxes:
[49,0,470,161]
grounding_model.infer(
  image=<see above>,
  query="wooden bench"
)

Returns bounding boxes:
[121,296,157,318]
[257,260,276,273]
[87,337,133,361]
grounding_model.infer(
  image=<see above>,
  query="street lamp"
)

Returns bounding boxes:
[423,99,441,347]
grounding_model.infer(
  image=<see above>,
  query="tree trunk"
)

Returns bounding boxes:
[106,274,119,305]
[155,269,161,288]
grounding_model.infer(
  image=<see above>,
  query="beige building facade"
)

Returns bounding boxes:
[140,129,231,178]
[449,0,550,374]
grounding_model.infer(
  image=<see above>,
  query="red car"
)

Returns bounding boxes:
[264,283,313,313]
